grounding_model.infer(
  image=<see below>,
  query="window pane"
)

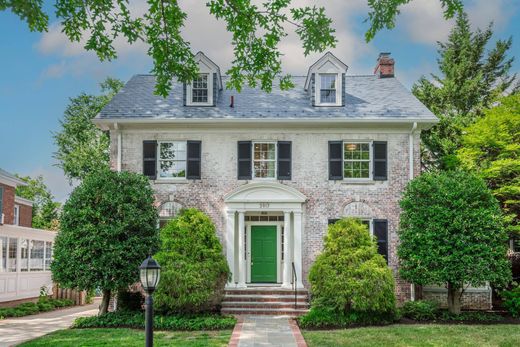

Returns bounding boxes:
[253,161,276,178]
[8,238,17,272]
[20,239,29,272]
[30,240,44,271]
[160,160,186,178]
[0,236,6,273]
[159,142,186,178]
[192,74,209,103]
[45,242,52,270]
[253,142,276,178]
[320,74,336,103]
[344,142,371,179]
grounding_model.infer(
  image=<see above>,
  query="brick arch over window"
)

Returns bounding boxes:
[342,201,377,219]
[158,201,183,228]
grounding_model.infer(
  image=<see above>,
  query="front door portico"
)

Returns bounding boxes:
[224,182,306,289]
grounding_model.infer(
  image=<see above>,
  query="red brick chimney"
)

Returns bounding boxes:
[374,52,394,78]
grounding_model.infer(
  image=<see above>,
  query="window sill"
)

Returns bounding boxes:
[154,179,189,184]
[341,180,377,185]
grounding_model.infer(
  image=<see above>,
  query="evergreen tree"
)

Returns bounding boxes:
[412,12,518,170]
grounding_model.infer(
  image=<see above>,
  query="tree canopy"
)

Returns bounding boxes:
[398,171,511,313]
[412,12,518,170]
[53,78,123,182]
[2,0,465,96]
[457,94,520,237]
[51,169,159,314]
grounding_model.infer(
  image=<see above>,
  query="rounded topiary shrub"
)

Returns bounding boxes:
[306,218,396,325]
[154,208,229,314]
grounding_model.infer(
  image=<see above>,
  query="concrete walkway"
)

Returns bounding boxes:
[0,299,100,346]
[229,316,307,347]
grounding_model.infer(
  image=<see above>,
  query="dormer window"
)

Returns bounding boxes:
[192,74,209,103]
[319,74,337,104]
[185,52,223,107]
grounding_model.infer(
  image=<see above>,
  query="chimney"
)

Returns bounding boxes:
[230,95,234,108]
[374,52,394,78]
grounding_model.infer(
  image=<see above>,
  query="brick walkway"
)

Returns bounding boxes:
[0,299,100,346]
[229,315,307,347]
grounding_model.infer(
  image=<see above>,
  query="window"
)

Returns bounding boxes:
[158,141,187,179]
[30,240,44,271]
[320,74,337,104]
[344,142,371,179]
[14,204,19,225]
[45,242,52,270]
[0,236,6,272]
[158,201,182,228]
[21,239,29,272]
[8,238,17,272]
[253,142,276,178]
[192,74,209,103]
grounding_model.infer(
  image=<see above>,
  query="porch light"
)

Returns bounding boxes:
[139,256,161,347]
[346,143,357,151]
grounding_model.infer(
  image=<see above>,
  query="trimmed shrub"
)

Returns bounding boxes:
[154,208,229,314]
[117,289,144,312]
[0,298,74,320]
[299,307,396,329]
[302,218,396,327]
[501,286,520,318]
[73,311,236,330]
[401,300,439,321]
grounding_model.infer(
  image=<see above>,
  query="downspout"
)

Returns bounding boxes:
[114,123,122,172]
[409,122,417,301]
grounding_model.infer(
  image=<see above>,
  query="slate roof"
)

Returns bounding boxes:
[97,75,437,122]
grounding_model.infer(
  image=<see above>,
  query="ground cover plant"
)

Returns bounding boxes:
[0,298,74,319]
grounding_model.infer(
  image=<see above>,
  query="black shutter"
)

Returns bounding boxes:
[341,73,346,107]
[277,141,291,180]
[187,140,201,179]
[328,218,340,225]
[237,141,252,180]
[183,83,187,106]
[373,141,387,180]
[143,141,157,179]
[373,219,388,262]
[329,141,343,180]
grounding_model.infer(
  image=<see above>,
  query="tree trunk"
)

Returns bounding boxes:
[99,289,111,315]
[447,282,461,314]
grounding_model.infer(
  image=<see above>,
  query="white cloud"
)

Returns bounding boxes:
[466,0,517,31]
[22,165,76,204]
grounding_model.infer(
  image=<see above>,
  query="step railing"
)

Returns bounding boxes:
[291,262,297,309]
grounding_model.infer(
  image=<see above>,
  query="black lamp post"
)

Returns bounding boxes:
[139,256,161,347]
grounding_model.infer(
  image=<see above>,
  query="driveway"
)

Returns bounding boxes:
[0,299,100,346]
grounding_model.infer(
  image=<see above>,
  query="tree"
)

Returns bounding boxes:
[154,208,229,314]
[15,175,60,230]
[2,0,464,96]
[51,169,159,314]
[54,78,124,182]
[457,94,520,237]
[412,12,518,170]
[308,218,396,320]
[398,171,511,314]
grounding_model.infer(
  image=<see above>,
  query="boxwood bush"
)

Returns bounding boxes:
[153,208,229,314]
[401,300,439,321]
[300,218,397,328]
[0,298,74,319]
[501,286,520,318]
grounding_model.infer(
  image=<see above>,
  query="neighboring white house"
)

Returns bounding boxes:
[93,51,492,310]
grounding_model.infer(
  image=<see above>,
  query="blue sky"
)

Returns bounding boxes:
[0,0,519,202]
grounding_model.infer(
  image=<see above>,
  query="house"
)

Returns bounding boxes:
[93,52,491,313]
[0,168,56,305]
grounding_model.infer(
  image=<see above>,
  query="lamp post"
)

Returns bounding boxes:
[139,256,161,347]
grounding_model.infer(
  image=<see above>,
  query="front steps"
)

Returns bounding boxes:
[222,287,309,316]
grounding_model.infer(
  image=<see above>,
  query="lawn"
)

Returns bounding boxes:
[302,324,520,347]
[19,328,232,347]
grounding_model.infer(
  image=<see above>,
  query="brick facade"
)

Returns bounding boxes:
[18,203,33,228]
[0,183,15,225]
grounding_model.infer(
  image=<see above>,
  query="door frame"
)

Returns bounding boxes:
[246,221,283,284]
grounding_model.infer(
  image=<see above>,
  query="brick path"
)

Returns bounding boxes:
[229,315,307,347]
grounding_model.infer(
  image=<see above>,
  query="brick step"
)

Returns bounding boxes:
[221,307,309,316]
[225,289,308,296]
[223,295,308,303]
[222,301,309,309]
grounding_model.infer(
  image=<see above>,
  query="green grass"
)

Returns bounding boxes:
[19,328,232,347]
[302,324,520,347]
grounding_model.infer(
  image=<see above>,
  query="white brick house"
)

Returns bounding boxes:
[93,51,491,309]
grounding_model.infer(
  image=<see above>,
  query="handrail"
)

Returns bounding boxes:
[291,262,297,310]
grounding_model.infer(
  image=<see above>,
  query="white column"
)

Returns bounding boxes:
[237,211,246,288]
[293,211,304,288]
[225,211,236,288]
[282,211,292,288]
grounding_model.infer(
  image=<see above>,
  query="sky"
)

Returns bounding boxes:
[0,0,519,202]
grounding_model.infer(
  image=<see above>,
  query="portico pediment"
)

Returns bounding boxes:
[224,182,306,203]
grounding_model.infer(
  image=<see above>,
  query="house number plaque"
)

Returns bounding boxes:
[259,202,270,208]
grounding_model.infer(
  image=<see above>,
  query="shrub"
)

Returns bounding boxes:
[305,218,396,327]
[401,300,439,321]
[117,289,144,312]
[154,208,229,314]
[0,298,74,320]
[73,311,236,330]
[501,286,520,318]
[298,307,396,329]
[437,310,503,322]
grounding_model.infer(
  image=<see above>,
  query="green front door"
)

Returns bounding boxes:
[251,225,277,283]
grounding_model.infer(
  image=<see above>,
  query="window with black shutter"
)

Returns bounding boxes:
[186,141,201,179]
[277,141,291,180]
[373,219,388,262]
[143,140,157,179]
[373,141,387,180]
[328,218,340,225]
[237,141,252,180]
[329,141,343,180]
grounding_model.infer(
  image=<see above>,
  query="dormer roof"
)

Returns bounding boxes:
[194,51,223,90]
[304,52,348,91]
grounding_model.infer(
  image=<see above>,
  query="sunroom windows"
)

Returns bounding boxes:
[158,141,187,179]
[344,142,371,179]
[253,142,276,179]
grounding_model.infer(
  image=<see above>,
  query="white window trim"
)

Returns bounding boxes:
[157,140,188,181]
[186,73,213,106]
[316,73,341,106]
[343,141,373,181]
[252,141,278,180]
[13,204,20,226]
